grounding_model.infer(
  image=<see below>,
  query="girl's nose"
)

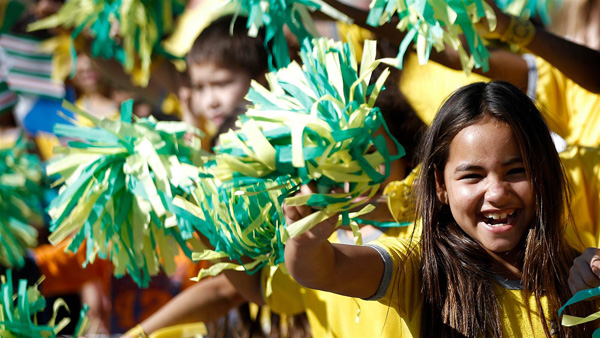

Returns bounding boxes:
[485,180,511,205]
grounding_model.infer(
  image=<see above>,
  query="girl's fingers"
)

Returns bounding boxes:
[284,204,303,223]
[568,248,600,294]
[588,249,600,278]
[569,275,589,295]
[575,258,600,289]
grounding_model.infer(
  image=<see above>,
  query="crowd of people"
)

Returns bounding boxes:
[2,0,600,337]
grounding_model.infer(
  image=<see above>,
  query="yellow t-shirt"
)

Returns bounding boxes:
[534,57,600,147]
[262,225,416,338]
[560,146,600,251]
[370,237,555,337]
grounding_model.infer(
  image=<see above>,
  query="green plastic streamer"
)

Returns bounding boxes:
[559,286,600,337]
[0,270,89,338]
[0,135,42,268]
[495,0,561,24]
[27,0,185,87]
[216,0,352,69]
[366,0,560,73]
[186,38,406,277]
[47,100,209,287]
[181,175,300,279]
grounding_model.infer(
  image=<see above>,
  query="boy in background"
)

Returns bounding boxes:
[183,14,268,145]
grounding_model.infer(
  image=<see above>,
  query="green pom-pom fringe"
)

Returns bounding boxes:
[366,0,560,73]
[0,270,89,338]
[224,0,352,70]
[28,0,185,87]
[495,0,562,24]
[47,100,209,287]
[186,37,405,278]
[0,135,43,268]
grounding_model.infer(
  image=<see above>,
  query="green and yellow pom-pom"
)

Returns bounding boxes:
[183,38,404,278]
[174,175,299,279]
[0,135,43,268]
[0,270,89,338]
[366,0,560,73]
[47,100,208,287]
[28,0,185,87]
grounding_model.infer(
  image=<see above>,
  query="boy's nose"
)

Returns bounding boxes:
[203,88,220,109]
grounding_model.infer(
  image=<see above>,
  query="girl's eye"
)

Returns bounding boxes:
[460,173,482,181]
[507,167,526,175]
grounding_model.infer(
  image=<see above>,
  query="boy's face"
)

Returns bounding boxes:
[189,62,252,129]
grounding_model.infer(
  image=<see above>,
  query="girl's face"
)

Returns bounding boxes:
[436,118,534,255]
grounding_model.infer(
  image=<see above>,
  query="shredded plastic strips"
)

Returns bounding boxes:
[0,270,89,338]
[559,286,600,338]
[365,0,560,73]
[185,38,405,278]
[213,0,353,70]
[494,0,561,24]
[0,135,43,268]
[28,0,185,87]
[46,100,208,287]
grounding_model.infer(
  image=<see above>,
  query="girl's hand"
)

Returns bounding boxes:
[568,247,600,295]
[284,184,339,246]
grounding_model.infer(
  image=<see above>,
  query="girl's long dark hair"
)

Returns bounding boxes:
[416,81,595,337]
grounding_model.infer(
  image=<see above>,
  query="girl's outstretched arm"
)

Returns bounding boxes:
[568,247,600,295]
[283,186,385,299]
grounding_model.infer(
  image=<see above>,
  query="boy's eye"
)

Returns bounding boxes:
[215,80,234,87]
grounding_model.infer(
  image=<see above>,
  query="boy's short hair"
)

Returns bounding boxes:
[188,15,268,78]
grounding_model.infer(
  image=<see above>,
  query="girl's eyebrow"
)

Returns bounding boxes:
[454,157,523,173]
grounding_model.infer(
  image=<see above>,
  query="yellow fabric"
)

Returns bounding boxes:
[148,323,207,338]
[34,131,60,161]
[336,23,374,61]
[383,166,419,224]
[162,0,236,59]
[263,226,414,337]
[534,57,600,147]
[373,237,554,337]
[560,146,600,251]
[399,54,491,125]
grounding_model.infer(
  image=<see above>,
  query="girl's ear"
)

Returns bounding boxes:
[434,169,448,205]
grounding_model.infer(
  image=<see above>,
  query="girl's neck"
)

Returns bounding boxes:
[487,248,524,281]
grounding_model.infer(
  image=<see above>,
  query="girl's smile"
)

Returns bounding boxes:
[437,118,535,256]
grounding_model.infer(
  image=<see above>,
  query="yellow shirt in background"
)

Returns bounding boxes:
[534,57,600,147]
[399,53,490,125]
[560,146,600,250]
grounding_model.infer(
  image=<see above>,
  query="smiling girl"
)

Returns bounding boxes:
[283,81,597,337]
